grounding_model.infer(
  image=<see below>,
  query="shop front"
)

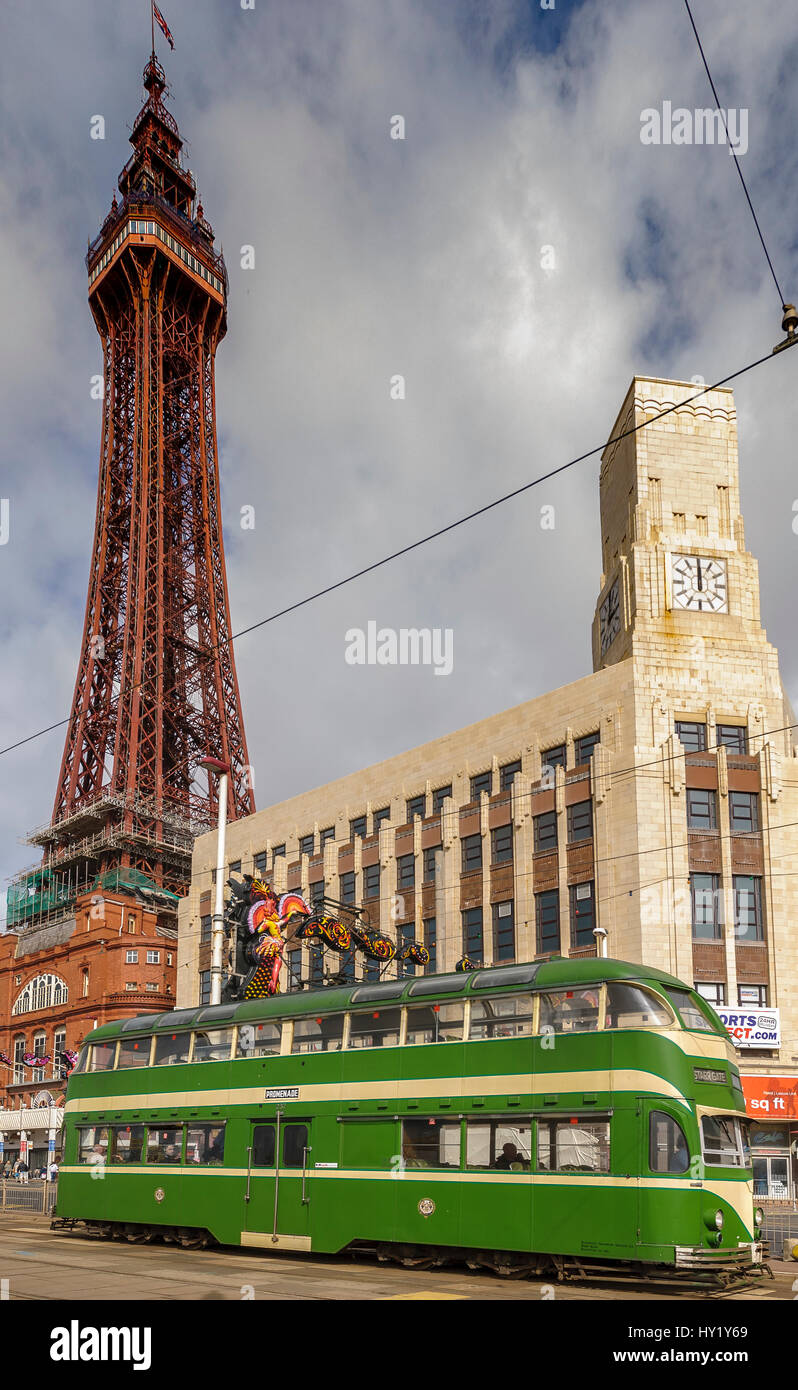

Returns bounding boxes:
[741,1076,798,1203]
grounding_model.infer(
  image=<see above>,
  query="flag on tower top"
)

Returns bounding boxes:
[153,3,175,50]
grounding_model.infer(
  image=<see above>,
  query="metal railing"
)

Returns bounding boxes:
[760,1204,798,1258]
[0,1180,58,1214]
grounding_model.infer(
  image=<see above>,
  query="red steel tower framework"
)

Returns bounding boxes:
[29,54,254,898]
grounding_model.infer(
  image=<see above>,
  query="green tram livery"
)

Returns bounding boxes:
[53,957,768,1283]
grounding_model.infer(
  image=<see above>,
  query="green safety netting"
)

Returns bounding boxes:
[6,869,74,926]
[93,867,179,901]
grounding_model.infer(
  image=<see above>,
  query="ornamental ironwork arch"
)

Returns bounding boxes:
[12,974,68,1016]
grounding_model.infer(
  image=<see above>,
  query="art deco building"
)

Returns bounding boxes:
[179,377,798,1199]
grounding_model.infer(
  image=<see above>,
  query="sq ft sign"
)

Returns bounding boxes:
[741,1076,798,1119]
[717,1006,780,1048]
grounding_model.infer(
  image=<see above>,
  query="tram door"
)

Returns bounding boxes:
[243,1115,313,1249]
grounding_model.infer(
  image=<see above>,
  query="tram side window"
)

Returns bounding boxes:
[193,1027,234,1062]
[152,1032,192,1065]
[110,1124,145,1164]
[606,983,673,1030]
[292,1015,344,1054]
[469,995,534,1040]
[666,988,717,1032]
[77,1126,109,1167]
[405,1002,465,1045]
[538,989,600,1034]
[402,1118,461,1169]
[186,1124,225,1165]
[89,1041,117,1072]
[538,1118,610,1172]
[649,1112,690,1173]
[466,1119,532,1171]
[235,1022,282,1058]
[252,1125,275,1167]
[701,1116,747,1168]
[116,1037,151,1069]
[147,1126,184,1164]
[348,1008,402,1048]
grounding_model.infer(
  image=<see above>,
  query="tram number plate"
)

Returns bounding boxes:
[265,1087,300,1099]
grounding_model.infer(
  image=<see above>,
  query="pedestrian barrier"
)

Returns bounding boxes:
[0,1180,58,1214]
[760,1205,798,1257]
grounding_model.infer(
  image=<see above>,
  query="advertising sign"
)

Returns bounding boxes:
[717,1006,780,1049]
[741,1076,798,1120]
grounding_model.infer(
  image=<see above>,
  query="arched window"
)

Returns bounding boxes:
[12,974,69,1016]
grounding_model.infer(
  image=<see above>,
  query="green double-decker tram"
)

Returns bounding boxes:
[54,957,767,1283]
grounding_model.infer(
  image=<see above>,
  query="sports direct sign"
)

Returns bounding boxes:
[717,1007,780,1049]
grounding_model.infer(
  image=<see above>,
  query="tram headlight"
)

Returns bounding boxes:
[754,1207,763,1227]
[714,1209,724,1230]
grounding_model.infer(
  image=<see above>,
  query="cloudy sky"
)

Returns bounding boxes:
[1,0,797,918]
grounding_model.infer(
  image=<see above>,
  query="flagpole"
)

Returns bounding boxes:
[151,0,155,57]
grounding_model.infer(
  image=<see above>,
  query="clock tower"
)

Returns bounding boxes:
[591,377,785,725]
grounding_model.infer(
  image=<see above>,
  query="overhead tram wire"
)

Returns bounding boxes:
[683,0,787,309]
[0,342,785,766]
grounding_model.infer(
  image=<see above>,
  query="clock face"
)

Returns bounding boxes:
[599,579,621,652]
[672,554,728,613]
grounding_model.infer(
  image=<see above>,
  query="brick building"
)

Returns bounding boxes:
[0,878,177,1170]
[178,377,798,1199]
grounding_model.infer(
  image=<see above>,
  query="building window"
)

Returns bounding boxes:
[424,918,436,973]
[733,876,763,942]
[146,950,160,964]
[686,788,717,830]
[575,731,600,765]
[432,785,452,812]
[309,948,324,986]
[461,834,482,874]
[730,791,759,833]
[499,760,521,791]
[535,890,560,954]
[320,826,335,847]
[125,950,139,964]
[229,860,241,877]
[199,971,210,1006]
[470,771,492,800]
[398,924,416,976]
[309,880,324,907]
[717,724,748,755]
[567,800,592,843]
[125,982,138,992]
[696,982,726,1007]
[491,823,513,864]
[145,982,158,993]
[492,901,515,962]
[462,908,484,965]
[272,843,286,860]
[350,816,367,840]
[200,915,211,945]
[12,973,69,1016]
[363,863,380,900]
[423,846,440,883]
[340,871,355,905]
[541,743,566,772]
[739,984,767,1007]
[32,1032,47,1082]
[676,720,707,752]
[691,872,722,939]
[406,795,426,822]
[570,882,595,948]
[14,1036,25,1086]
[82,970,89,998]
[167,953,173,967]
[253,851,267,875]
[533,810,557,853]
[287,949,302,990]
[52,1028,66,1082]
[397,855,415,890]
[372,807,391,831]
[299,835,314,856]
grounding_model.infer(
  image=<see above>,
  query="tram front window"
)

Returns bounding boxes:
[701,1115,748,1167]
[606,983,673,1029]
[666,988,719,1033]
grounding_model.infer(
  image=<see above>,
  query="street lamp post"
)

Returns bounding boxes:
[200,756,231,1006]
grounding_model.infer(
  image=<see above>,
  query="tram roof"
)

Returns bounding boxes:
[84,956,691,1043]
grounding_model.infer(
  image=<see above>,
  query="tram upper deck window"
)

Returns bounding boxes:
[291,1014,344,1054]
[116,1036,151,1069]
[402,1117,461,1169]
[649,1112,690,1173]
[152,1032,192,1066]
[605,983,673,1029]
[469,995,534,1040]
[538,988,599,1034]
[348,1008,401,1048]
[666,988,719,1032]
[235,1021,282,1058]
[466,1119,532,1171]
[192,1027,234,1062]
[89,1041,117,1072]
[405,1001,465,1045]
[538,1118,610,1172]
[701,1115,748,1167]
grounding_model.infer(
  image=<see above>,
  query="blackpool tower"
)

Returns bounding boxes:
[11,53,254,918]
